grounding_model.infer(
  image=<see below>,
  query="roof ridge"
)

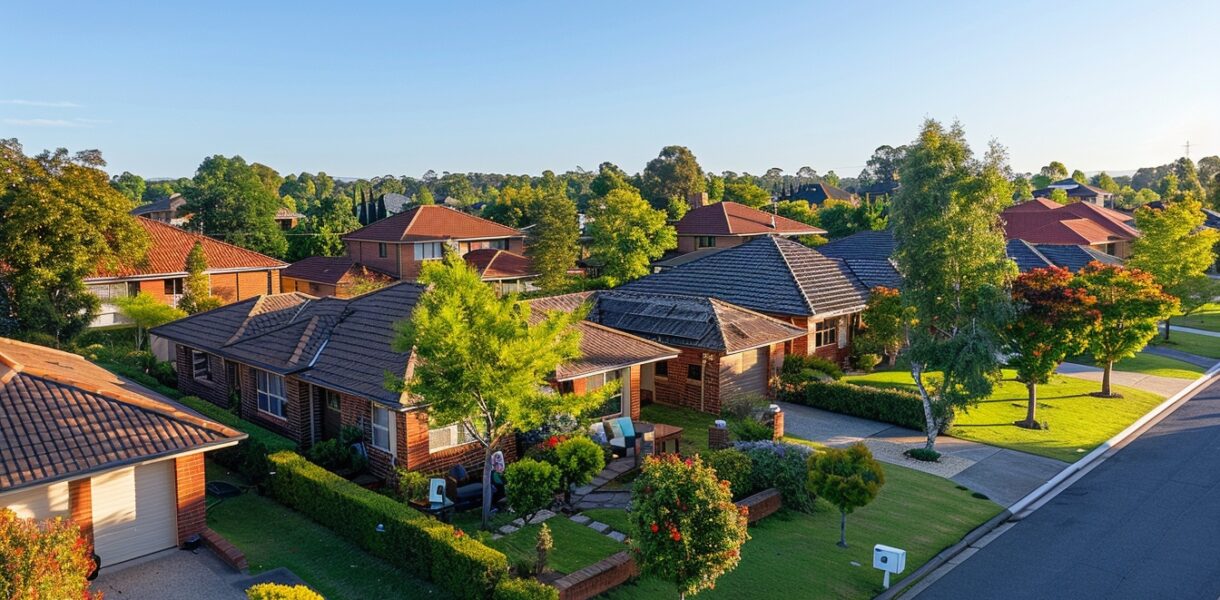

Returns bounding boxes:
[720,202,734,235]
[288,315,321,365]
[769,237,818,315]
[136,217,287,268]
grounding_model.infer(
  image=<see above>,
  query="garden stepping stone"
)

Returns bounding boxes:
[528,509,556,524]
[499,524,519,535]
[511,518,525,527]
[588,521,611,533]
[569,514,591,524]
[491,534,503,540]
[607,531,627,543]
[572,484,594,496]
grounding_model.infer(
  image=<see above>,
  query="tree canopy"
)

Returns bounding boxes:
[181,155,287,258]
[806,443,885,548]
[526,183,580,293]
[1078,263,1178,397]
[585,187,676,285]
[640,145,705,208]
[1129,195,1220,338]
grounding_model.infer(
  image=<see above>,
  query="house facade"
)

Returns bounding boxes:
[85,217,286,327]
[784,182,859,207]
[280,256,395,298]
[672,201,826,254]
[130,193,188,226]
[1033,178,1114,207]
[0,337,244,569]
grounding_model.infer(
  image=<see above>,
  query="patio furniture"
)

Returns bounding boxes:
[444,464,505,511]
[409,497,456,523]
[653,423,684,455]
[602,416,639,458]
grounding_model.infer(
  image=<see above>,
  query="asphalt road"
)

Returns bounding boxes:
[916,376,1220,600]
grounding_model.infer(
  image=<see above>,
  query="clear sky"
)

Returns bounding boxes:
[2,0,1217,180]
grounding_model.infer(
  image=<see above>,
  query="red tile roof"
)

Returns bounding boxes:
[342,205,523,243]
[1005,197,1061,212]
[675,202,826,237]
[282,256,394,286]
[1001,200,1139,245]
[464,249,535,280]
[89,217,286,280]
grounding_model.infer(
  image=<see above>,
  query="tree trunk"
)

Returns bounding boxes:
[1101,361,1113,397]
[1163,319,1171,341]
[481,446,494,531]
[838,510,848,548]
[1018,382,1039,429]
[912,363,938,451]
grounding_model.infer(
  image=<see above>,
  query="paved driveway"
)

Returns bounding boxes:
[94,547,310,600]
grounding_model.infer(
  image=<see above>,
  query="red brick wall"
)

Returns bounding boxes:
[652,348,722,415]
[211,272,238,302]
[174,454,206,546]
[347,241,404,279]
[553,551,638,600]
[138,279,170,303]
[175,344,230,407]
[402,409,518,476]
[68,479,93,549]
[236,271,272,300]
[281,276,338,298]
[628,365,641,420]
[507,237,526,254]
[238,366,307,443]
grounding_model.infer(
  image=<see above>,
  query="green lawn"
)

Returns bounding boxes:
[602,463,1000,599]
[1153,330,1220,360]
[639,403,743,456]
[487,516,625,575]
[206,461,448,600]
[1171,303,1220,333]
[1066,351,1206,380]
[842,369,1166,462]
[582,508,632,534]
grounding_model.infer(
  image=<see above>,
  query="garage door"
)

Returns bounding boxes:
[720,347,768,400]
[1,481,70,520]
[92,461,178,566]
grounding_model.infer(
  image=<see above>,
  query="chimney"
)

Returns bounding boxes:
[687,192,708,209]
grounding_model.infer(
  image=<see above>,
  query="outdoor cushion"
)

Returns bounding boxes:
[449,464,468,481]
[455,482,483,500]
[589,422,608,444]
[617,417,636,439]
[606,419,624,440]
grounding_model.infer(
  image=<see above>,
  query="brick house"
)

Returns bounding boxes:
[671,201,826,254]
[1032,178,1115,207]
[623,235,872,365]
[129,193,188,225]
[1001,198,1139,259]
[0,337,245,570]
[85,217,286,327]
[280,256,395,298]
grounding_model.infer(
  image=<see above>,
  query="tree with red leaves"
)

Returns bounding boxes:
[0,508,101,599]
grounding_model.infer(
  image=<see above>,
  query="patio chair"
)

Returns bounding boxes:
[444,464,506,511]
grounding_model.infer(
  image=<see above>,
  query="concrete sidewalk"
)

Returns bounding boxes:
[1056,362,1201,397]
[1163,323,1220,338]
[778,402,1067,507]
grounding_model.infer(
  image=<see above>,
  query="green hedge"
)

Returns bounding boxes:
[177,396,297,453]
[492,577,558,600]
[781,380,928,431]
[265,451,507,599]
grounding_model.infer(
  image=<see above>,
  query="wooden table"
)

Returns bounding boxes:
[652,423,684,455]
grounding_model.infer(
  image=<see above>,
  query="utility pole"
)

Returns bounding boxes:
[1184,140,1191,160]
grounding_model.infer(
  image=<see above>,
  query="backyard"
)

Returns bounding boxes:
[843,369,1166,462]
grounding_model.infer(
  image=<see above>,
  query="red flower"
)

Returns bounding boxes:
[684,458,693,467]
[547,436,560,447]
[453,528,465,538]
[650,523,659,533]
[671,530,682,542]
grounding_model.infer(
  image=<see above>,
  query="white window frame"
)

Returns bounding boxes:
[191,350,211,381]
[587,370,624,418]
[414,241,444,261]
[429,421,479,452]
[255,369,287,419]
[814,318,838,348]
[371,405,392,451]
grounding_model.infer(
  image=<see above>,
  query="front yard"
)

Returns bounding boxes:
[1153,330,1220,360]
[843,369,1166,462]
[1170,302,1220,333]
[1083,352,1206,379]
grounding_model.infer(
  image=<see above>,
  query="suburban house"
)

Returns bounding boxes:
[280,256,395,298]
[671,201,826,254]
[623,236,871,364]
[1001,198,1139,258]
[85,217,287,327]
[532,290,805,415]
[785,182,859,207]
[129,193,187,226]
[275,207,305,230]
[0,337,244,569]
[149,282,674,480]
[463,248,538,294]
[1033,178,1115,207]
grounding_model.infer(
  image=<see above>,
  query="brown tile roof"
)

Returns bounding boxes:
[0,337,245,491]
[675,202,826,237]
[1002,200,1139,246]
[282,256,394,287]
[464,249,536,280]
[88,217,286,280]
[342,205,523,243]
[275,207,305,220]
[528,293,678,380]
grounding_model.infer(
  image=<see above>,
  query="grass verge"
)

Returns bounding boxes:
[1153,330,1220,360]
[639,403,743,456]
[1170,303,1220,333]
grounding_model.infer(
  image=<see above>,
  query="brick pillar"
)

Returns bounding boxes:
[708,422,730,450]
[175,454,206,546]
[628,365,642,420]
[771,409,784,441]
[68,479,93,549]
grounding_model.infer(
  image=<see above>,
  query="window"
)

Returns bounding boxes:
[814,318,838,348]
[654,360,669,378]
[587,370,623,417]
[696,236,716,249]
[164,278,184,296]
[414,242,444,260]
[371,406,391,451]
[191,350,211,381]
[488,238,508,250]
[309,282,320,294]
[429,421,479,452]
[687,364,703,381]
[323,388,340,411]
[377,242,388,258]
[87,282,139,302]
[255,370,287,418]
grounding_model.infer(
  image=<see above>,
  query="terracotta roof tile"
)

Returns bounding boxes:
[342,205,523,243]
[464,249,536,280]
[282,256,394,286]
[675,202,826,237]
[89,217,285,279]
[1002,200,1138,246]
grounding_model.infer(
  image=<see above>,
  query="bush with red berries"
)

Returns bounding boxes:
[0,508,100,600]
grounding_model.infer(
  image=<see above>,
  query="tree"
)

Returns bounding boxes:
[0,140,149,343]
[586,187,677,284]
[1092,172,1119,193]
[1012,175,1033,201]
[437,173,478,206]
[249,162,284,198]
[823,170,841,187]
[117,293,187,349]
[806,443,885,548]
[482,177,538,227]
[287,194,360,261]
[640,145,706,208]
[554,436,605,505]
[706,174,725,202]
[1077,263,1178,397]
[1129,195,1220,339]
[415,186,436,205]
[890,120,1015,452]
[1040,161,1068,182]
[391,254,604,529]
[178,241,221,314]
[526,185,580,292]
[110,171,146,202]
[0,509,101,600]
[536,523,554,575]
[1005,268,1100,428]
[855,286,909,366]
[182,155,287,257]
[590,162,634,198]
[722,181,771,208]
[143,180,176,202]
[859,145,907,186]
[774,200,819,227]
[1049,188,1070,204]
[630,454,748,600]
[818,200,857,239]
[665,196,689,221]
[1071,169,1088,184]
[505,459,561,523]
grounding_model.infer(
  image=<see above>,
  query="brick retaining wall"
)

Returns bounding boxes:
[552,551,638,600]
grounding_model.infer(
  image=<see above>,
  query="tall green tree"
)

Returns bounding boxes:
[1092,172,1119,193]
[182,155,287,257]
[706,174,725,202]
[855,286,910,366]
[1040,161,1068,183]
[818,200,857,239]
[1129,195,1220,339]
[1071,169,1089,184]
[1012,175,1033,201]
[589,162,634,198]
[806,443,885,548]
[823,170,841,187]
[178,241,222,314]
[890,120,1016,451]
[110,171,146,202]
[0,140,149,342]
[526,185,580,292]
[415,186,436,205]
[640,145,706,208]
[722,181,771,208]
[1078,263,1178,396]
[586,187,677,284]
[249,162,284,198]
[286,194,360,261]
[117,292,187,349]
[391,254,602,529]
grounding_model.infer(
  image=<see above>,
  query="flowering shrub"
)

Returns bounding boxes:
[505,458,561,522]
[630,455,748,598]
[734,441,818,513]
[246,582,324,599]
[492,576,559,600]
[0,509,100,600]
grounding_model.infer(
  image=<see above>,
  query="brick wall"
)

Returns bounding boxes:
[174,454,206,546]
[237,365,306,443]
[68,479,93,549]
[507,237,526,255]
[402,409,518,476]
[628,365,641,419]
[552,551,638,600]
[652,347,722,415]
[175,344,230,407]
[347,241,403,278]
[211,272,238,302]
[138,279,170,303]
[236,271,272,300]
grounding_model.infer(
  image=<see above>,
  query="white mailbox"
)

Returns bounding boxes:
[873,544,906,589]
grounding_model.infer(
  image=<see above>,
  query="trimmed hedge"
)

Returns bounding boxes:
[492,577,559,600]
[781,380,927,431]
[265,451,507,600]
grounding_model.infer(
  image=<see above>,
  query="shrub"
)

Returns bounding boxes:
[305,427,369,474]
[629,454,749,598]
[734,441,818,513]
[780,380,932,432]
[535,523,553,575]
[173,396,295,485]
[396,468,430,503]
[0,509,100,600]
[780,354,844,384]
[807,443,885,548]
[492,577,559,600]
[703,448,754,500]
[730,418,773,442]
[505,459,561,522]
[721,393,769,421]
[264,451,507,599]
[852,352,882,373]
[554,436,605,503]
[905,448,941,462]
[246,582,324,600]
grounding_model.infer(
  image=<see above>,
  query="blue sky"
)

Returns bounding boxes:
[2,0,1217,179]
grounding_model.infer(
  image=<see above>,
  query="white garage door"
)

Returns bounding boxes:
[1,481,70,520]
[92,461,178,567]
[720,347,768,400]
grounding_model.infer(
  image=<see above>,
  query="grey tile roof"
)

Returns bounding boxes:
[816,230,896,261]
[1006,239,1055,272]
[588,291,806,353]
[839,259,903,290]
[622,236,870,318]
[1033,244,1123,271]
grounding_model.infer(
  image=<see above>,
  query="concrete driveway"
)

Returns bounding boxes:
[94,547,310,600]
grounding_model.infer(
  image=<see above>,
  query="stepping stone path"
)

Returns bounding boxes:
[571,457,635,510]
[568,512,632,545]
[496,510,560,536]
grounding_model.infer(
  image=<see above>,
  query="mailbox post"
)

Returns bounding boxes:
[873,544,907,590]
